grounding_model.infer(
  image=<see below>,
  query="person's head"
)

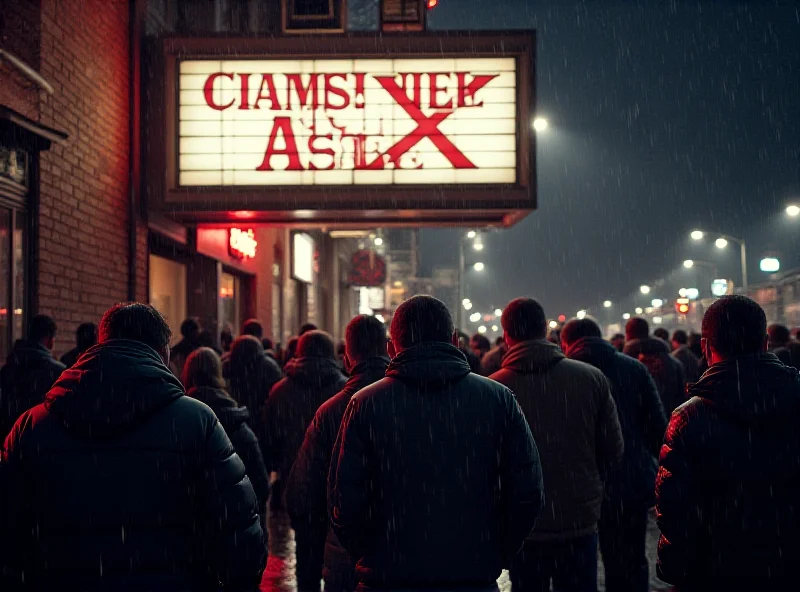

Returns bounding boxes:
[457,331,470,350]
[388,295,454,356]
[610,333,625,352]
[227,335,267,399]
[701,295,767,364]
[495,336,506,347]
[75,322,98,351]
[560,317,603,353]
[470,334,491,356]
[299,323,318,336]
[99,303,172,365]
[672,329,689,349]
[197,330,217,349]
[261,337,274,352]
[296,330,336,360]
[241,318,264,339]
[29,315,58,351]
[501,298,547,347]
[180,318,201,342]
[625,317,649,342]
[653,327,669,342]
[344,314,387,371]
[181,347,225,392]
[284,336,299,365]
[220,324,234,352]
[767,323,791,349]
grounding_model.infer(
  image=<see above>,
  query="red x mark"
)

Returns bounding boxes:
[371,76,477,170]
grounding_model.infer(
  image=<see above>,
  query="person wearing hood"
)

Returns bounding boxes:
[562,318,667,592]
[0,315,65,443]
[329,295,543,592]
[182,347,270,533]
[480,336,507,376]
[624,317,686,413]
[656,295,800,591]
[59,322,98,369]
[490,298,623,592]
[169,317,202,377]
[0,303,265,591]
[671,329,701,383]
[287,314,389,592]
[264,330,346,591]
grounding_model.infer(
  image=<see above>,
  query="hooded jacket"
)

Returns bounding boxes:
[624,337,686,413]
[264,354,347,481]
[287,356,390,584]
[672,345,701,384]
[186,386,270,530]
[0,340,65,443]
[329,343,543,591]
[656,353,800,590]
[566,337,667,506]
[0,340,265,592]
[491,340,624,541]
[480,343,507,376]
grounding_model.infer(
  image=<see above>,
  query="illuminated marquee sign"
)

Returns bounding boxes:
[229,227,257,259]
[178,57,517,186]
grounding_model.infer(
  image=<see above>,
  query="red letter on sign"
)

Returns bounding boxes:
[203,72,235,110]
[429,73,453,109]
[256,117,303,171]
[456,73,497,108]
[254,74,283,110]
[286,74,319,109]
[324,74,350,110]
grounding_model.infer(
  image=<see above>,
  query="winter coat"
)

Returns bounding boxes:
[59,346,88,369]
[480,343,507,376]
[770,342,800,369]
[286,357,389,584]
[169,337,199,378]
[624,337,687,413]
[0,340,266,592]
[672,345,701,384]
[565,337,667,507]
[186,386,271,530]
[329,342,543,591]
[227,349,282,454]
[0,341,65,444]
[656,353,800,590]
[264,355,346,481]
[491,340,624,541]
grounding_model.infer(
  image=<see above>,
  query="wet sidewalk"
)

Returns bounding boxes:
[261,508,673,592]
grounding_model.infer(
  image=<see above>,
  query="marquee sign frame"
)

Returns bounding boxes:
[155,32,536,227]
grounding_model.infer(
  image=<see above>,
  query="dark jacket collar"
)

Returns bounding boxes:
[502,339,565,373]
[186,385,250,434]
[565,336,617,368]
[386,343,471,390]
[45,339,184,438]
[285,354,346,387]
[6,339,56,367]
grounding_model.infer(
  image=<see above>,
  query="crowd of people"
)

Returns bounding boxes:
[1,293,800,592]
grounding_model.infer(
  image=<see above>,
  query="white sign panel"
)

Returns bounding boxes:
[178,58,517,186]
[293,233,315,283]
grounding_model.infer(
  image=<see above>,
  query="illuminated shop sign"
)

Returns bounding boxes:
[293,232,315,283]
[178,57,517,186]
[228,227,257,259]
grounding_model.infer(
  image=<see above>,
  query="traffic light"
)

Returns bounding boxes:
[676,298,690,315]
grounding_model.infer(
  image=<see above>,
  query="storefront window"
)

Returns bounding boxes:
[220,272,240,336]
[149,254,187,345]
[13,211,26,341]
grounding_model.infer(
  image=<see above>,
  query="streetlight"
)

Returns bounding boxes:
[473,262,485,271]
[464,301,473,311]
[491,325,498,332]
[458,233,485,330]
[683,259,694,268]
[494,308,502,316]
[577,310,587,320]
[467,230,476,239]
[473,242,484,251]
[689,229,748,291]
[470,312,481,323]
[462,298,471,306]
[715,237,728,249]
[640,285,651,295]
[533,117,548,132]
[373,236,383,246]
[635,307,643,315]
[622,313,631,320]
[690,230,705,241]
[760,257,780,273]
[478,325,487,334]
[651,298,664,308]
[786,205,800,217]
[603,300,612,308]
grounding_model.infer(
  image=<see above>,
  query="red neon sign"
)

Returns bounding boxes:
[229,228,257,259]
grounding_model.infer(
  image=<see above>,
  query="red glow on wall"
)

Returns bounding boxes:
[229,228,257,259]
[428,0,438,8]
[232,210,255,219]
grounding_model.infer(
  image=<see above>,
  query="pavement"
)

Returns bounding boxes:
[261,508,674,592]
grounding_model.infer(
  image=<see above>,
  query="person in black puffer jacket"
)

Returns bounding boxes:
[657,296,800,591]
[562,318,667,592]
[624,317,686,413]
[0,315,65,444]
[287,315,390,592]
[265,330,347,592]
[0,303,265,592]
[183,347,271,534]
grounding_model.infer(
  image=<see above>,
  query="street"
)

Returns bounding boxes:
[261,508,673,592]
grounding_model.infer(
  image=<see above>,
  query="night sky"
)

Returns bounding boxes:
[420,0,800,321]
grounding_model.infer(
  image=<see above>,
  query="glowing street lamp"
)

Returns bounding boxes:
[548,320,558,329]
[463,302,473,311]
[651,298,664,308]
[786,205,800,217]
[478,326,487,334]
[473,262,485,272]
[533,117,548,132]
[473,242,484,251]
[760,257,780,273]
[635,307,644,315]
[683,259,694,268]
[603,300,612,308]
[640,285,651,295]
[622,313,631,320]
[494,308,502,316]
[373,236,383,246]
[715,237,729,249]
[690,230,704,241]
[577,310,587,320]
[467,230,476,239]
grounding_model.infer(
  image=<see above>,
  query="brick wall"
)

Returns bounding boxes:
[34,0,147,356]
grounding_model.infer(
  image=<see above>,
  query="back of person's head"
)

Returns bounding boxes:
[768,323,791,348]
[99,303,171,356]
[296,330,336,359]
[501,298,547,344]
[470,334,491,353]
[672,329,688,346]
[688,331,702,347]
[228,335,266,392]
[610,333,625,351]
[702,295,767,358]
[625,317,649,341]
[299,322,318,336]
[495,336,506,347]
[76,322,98,351]
[653,327,669,342]
[181,347,225,391]
[261,337,274,352]
[389,295,454,351]
[241,318,264,339]
[29,315,58,348]
[197,330,217,349]
[180,318,201,340]
[345,315,387,363]
[561,317,603,350]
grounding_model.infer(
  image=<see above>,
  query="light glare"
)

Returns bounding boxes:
[494,308,502,316]
[603,300,612,308]
[786,205,800,217]
[478,325,487,334]
[635,307,644,315]
[549,320,558,329]
[533,117,548,132]
[577,310,587,320]
[715,237,728,249]
[691,230,704,240]
[473,262,485,271]
[373,237,383,246]
[640,285,651,294]
[683,259,694,268]
[622,313,631,320]
[760,257,780,273]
